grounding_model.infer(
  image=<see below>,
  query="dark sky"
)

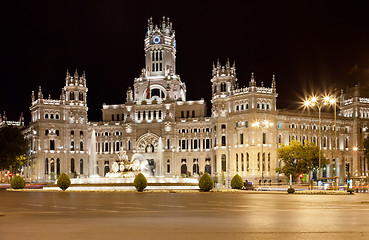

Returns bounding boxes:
[2,1,369,122]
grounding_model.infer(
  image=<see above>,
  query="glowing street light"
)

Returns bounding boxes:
[304,95,335,181]
[252,120,274,185]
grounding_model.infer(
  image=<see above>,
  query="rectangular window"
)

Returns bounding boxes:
[192,110,195,118]
[50,140,55,150]
[182,140,186,150]
[206,139,210,149]
[152,63,155,72]
[116,114,119,121]
[187,111,190,118]
[160,63,162,71]
[240,133,244,144]
[112,114,114,121]
[194,139,198,149]
[221,136,226,146]
[263,132,266,144]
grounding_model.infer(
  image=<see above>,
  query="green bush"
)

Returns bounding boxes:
[231,174,244,189]
[10,176,26,189]
[57,172,71,191]
[198,172,214,192]
[287,187,295,194]
[134,173,148,192]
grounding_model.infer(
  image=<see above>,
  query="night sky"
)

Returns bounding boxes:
[2,1,369,123]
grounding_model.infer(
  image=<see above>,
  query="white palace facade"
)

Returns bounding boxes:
[25,17,369,185]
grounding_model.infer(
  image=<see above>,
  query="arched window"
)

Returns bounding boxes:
[241,153,244,172]
[80,141,84,151]
[167,159,170,174]
[181,159,187,175]
[246,153,249,171]
[79,92,84,101]
[71,141,75,151]
[268,153,271,171]
[80,159,83,174]
[257,153,260,171]
[50,114,54,119]
[45,129,49,136]
[236,154,239,172]
[55,114,59,119]
[70,92,74,101]
[45,114,49,119]
[56,158,60,175]
[221,136,226,146]
[193,159,199,175]
[221,154,226,172]
[45,158,49,175]
[220,82,226,92]
[71,158,75,173]
[50,159,55,173]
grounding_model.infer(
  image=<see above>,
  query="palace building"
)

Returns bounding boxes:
[25,17,368,185]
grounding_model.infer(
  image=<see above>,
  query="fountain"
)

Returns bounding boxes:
[157,137,163,176]
[105,149,140,178]
[88,129,100,178]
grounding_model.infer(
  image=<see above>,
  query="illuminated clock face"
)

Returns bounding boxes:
[153,36,161,44]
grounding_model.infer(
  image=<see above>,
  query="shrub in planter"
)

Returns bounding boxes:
[199,172,214,192]
[287,187,295,194]
[231,174,244,189]
[10,176,26,189]
[57,172,71,191]
[134,173,148,192]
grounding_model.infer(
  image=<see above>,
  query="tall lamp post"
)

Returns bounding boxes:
[252,120,273,185]
[304,95,335,181]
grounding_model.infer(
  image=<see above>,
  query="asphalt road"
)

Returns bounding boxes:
[1,191,369,240]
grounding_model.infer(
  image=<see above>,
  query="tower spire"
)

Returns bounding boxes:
[38,86,43,99]
[249,72,256,88]
[271,75,276,92]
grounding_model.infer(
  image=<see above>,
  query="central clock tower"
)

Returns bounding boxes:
[144,16,176,77]
[133,17,186,102]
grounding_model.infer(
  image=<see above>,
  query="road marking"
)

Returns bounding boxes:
[25,203,43,207]
[153,204,184,208]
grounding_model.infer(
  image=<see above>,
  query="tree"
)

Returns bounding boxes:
[0,126,29,171]
[199,172,214,191]
[57,172,71,191]
[134,173,148,192]
[276,141,328,182]
[230,174,243,189]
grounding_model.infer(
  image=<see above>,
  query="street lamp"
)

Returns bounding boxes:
[304,95,334,181]
[252,120,274,185]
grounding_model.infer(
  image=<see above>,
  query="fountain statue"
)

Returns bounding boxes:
[105,149,147,178]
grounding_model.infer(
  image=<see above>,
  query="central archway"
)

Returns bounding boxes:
[136,132,160,153]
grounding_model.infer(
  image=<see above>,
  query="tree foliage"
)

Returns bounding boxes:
[276,141,328,181]
[0,126,29,171]
[57,172,71,191]
[10,175,26,189]
[230,174,244,189]
[134,173,148,192]
[199,172,214,191]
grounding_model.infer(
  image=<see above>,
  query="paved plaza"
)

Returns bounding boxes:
[1,191,369,239]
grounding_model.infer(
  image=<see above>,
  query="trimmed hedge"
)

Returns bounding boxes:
[134,173,148,192]
[199,172,214,192]
[57,172,71,191]
[287,187,295,194]
[10,176,26,189]
[230,174,243,189]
